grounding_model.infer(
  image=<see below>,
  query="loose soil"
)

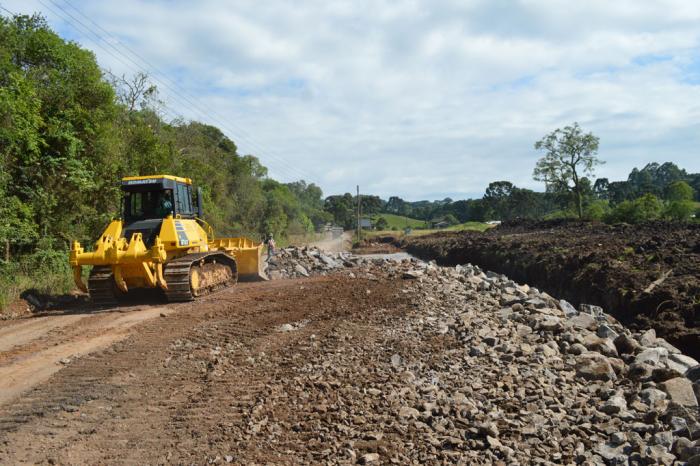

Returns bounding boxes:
[403,220,700,359]
[0,275,413,464]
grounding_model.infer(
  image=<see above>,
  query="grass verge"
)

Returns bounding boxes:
[0,250,75,311]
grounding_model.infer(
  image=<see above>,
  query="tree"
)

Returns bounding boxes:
[109,71,158,112]
[324,194,355,229]
[359,195,384,214]
[665,180,694,202]
[583,200,609,221]
[593,178,609,200]
[443,213,459,226]
[483,181,514,220]
[627,162,687,198]
[664,200,695,222]
[608,181,635,205]
[374,217,389,230]
[664,181,695,222]
[533,122,603,218]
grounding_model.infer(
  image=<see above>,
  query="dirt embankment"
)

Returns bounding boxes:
[403,220,700,359]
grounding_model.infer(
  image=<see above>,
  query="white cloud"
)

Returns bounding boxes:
[5,0,700,199]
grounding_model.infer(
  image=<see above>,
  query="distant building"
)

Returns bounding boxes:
[429,217,450,229]
[359,218,372,229]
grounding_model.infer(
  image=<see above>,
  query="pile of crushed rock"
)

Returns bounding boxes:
[266,246,354,279]
[264,247,699,463]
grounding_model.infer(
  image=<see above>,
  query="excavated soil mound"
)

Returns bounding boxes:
[403,220,700,359]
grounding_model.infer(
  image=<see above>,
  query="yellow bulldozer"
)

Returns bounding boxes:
[69,175,266,305]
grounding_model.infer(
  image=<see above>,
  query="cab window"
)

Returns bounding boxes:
[175,182,193,216]
[124,190,173,221]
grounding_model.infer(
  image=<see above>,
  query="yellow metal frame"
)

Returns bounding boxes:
[71,216,266,294]
[122,174,193,184]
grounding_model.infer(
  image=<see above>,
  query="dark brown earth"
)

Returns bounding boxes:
[403,220,700,359]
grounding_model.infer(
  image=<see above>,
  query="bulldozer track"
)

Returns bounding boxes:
[87,266,119,306]
[163,252,238,302]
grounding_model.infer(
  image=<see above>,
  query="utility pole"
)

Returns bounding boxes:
[356,185,361,243]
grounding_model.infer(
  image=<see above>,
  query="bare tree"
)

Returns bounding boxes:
[107,71,158,112]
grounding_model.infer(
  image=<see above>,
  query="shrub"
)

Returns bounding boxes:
[374,217,389,230]
[583,200,609,221]
[0,247,74,310]
[443,214,460,226]
[665,180,694,202]
[605,194,662,224]
[544,209,577,220]
[664,200,695,222]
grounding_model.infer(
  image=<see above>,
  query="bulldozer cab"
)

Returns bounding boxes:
[121,175,198,221]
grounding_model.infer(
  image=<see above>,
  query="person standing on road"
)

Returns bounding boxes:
[265,234,276,262]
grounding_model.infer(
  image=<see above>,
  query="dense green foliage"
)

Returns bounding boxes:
[0,14,326,306]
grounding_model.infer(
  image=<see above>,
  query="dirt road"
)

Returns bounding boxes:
[0,273,411,464]
[307,231,352,252]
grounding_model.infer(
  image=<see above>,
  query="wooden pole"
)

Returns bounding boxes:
[356,185,360,243]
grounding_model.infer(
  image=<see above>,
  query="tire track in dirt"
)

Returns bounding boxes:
[0,276,404,464]
[0,306,175,406]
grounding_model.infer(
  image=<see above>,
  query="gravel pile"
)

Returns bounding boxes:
[177,246,700,463]
[266,246,353,279]
[393,260,700,464]
[266,249,699,464]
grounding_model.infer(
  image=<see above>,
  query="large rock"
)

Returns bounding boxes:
[661,378,698,407]
[398,406,421,419]
[568,313,597,331]
[597,324,619,340]
[614,334,640,355]
[582,334,618,357]
[600,395,627,414]
[559,299,578,317]
[538,316,563,333]
[576,352,616,381]
[579,303,604,316]
[667,354,700,375]
[638,329,657,347]
[640,388,667,405]
[635,347,669,366]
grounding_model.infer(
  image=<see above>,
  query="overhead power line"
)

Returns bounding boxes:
[0,3,17,16]
[45,0,320,183]
[59,0,323,182]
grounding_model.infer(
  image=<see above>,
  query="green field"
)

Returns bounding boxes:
[405,221,493,235]
[369,213,427,229]
[362,219,493,241]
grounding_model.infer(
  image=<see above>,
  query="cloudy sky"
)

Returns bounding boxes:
[4,0,700,200]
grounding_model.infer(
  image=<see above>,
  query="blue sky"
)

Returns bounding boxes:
[4,0,700,200]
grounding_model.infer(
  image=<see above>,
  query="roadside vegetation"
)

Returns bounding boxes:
[0,14,330,308]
